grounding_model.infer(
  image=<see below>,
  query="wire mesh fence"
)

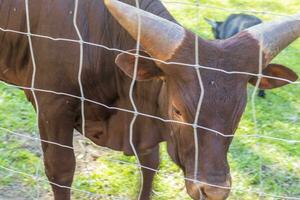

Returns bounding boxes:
[0,0,299,199]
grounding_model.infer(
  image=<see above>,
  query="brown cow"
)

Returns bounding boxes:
[0,0,299,199]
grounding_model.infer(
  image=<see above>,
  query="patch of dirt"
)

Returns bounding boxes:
[0,183,35,200]
[0,131,109,200]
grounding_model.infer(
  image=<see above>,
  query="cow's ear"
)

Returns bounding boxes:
[248,64,298,89]
[115,50,164,81]
[204,17,218,29]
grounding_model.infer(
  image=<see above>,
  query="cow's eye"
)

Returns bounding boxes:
[172,106,182,116]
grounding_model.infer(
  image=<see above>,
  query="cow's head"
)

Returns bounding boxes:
[204,17,223,39]
[105,0,299,199]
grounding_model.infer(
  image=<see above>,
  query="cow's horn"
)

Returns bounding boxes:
[104,0,186,61]
[246,13,300,63]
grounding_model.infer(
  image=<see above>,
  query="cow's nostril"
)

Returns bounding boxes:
[186,182,202,200]
[186,175,231,200]
[186,181,230,200]
[186,182,210,200]
[199,188,207,200]
[201,185,230,200]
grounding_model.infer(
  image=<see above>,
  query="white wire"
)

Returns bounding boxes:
[0,1,299,199]
[24,1,41,199]
[73,0,86,138]
[1,79,300,143]
[161,0,291,17]
[0,165,127,200]
[0,27,299,85]
[193,1,205,199]
[129,1,143,199]
[250,32,264,199]
[194,28,203,200]
[1,128,300,200]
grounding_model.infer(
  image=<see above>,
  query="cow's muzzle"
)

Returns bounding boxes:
[185,175,231,200]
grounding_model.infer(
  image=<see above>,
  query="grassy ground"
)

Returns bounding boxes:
[0,0,300,199]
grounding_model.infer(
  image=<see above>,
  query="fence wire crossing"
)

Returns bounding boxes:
[1,126,300,200]
[0,0,299,200]
[24,0,43,198]
[129,1,144,199]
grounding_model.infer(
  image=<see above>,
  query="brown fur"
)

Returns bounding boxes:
[0,0,297,200]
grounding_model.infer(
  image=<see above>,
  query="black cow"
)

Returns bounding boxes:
[205,14,267,97]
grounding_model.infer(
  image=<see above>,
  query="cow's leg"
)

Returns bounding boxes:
[138,145,159,200]
[37,98,77,200]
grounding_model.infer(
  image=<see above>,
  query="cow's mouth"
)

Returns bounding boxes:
[185,177,231,200]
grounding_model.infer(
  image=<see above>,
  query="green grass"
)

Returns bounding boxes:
[1,0,300,199]
[0,85,36,133]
